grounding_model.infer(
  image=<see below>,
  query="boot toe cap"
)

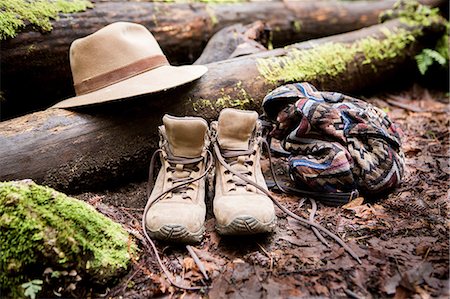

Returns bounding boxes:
[145,202,205,242]
[214,194,276,234]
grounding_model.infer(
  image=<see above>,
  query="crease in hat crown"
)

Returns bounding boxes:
[70,22,169,95]
[51,22,207,108]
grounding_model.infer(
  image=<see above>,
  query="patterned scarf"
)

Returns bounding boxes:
[262,82,405,196]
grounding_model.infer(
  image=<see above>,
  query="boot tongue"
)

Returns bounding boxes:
[218,108,258,150]
[163,115,207,158]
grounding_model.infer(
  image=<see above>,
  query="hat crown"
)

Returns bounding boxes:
[70,22,164,85]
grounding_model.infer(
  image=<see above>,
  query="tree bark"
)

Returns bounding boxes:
[0,0,444,120]
[0,18,445,192]
[194,21,269,65]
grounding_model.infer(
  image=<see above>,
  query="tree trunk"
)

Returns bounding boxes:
[0,0,444,119]
[0,18,445,192]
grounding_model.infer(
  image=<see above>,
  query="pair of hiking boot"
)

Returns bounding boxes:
[144,108,276,243]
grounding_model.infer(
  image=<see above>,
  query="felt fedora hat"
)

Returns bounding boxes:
[52,22,207,108]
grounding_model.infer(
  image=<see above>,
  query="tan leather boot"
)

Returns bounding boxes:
[145,115,210,243]
[211,108,276,235]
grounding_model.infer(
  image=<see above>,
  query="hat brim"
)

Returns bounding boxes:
[51,64,208,109]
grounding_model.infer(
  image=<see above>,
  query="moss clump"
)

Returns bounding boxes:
[380,0,441,26]
[293,20,302,33]
[193,81,255,112]
[0,0,93,40]
[0,180,135,297]
[257,42,351,84]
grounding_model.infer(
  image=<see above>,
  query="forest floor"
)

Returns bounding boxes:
[76,83,449,299]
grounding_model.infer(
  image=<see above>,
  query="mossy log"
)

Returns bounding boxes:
[0,180,136,297]
[0,17,446,192]
[0,0,445,120]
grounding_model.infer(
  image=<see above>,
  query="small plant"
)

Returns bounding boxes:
[415,35,449,75]
[380,0,441,26]
[21,280,43,299]
[415,49,447,74]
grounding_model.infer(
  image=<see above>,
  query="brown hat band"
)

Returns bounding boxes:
[74,55,169,95]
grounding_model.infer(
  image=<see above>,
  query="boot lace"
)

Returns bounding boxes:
[220,148,256,192]
[142,148,213,291]
[157,153,204,201]
[212,135,362,264]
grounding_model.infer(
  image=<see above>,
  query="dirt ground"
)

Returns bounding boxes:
[76,84,449,299]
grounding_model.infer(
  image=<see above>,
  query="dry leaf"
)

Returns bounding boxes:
[182,257,196,272]
[342,197,364,209]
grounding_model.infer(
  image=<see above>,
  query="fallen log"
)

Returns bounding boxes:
[0,180,135,296]
[0,0,445,120]
[0,17,446,192]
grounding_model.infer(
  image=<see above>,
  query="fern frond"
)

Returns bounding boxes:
[422,49,447,65]
[435,35,449,60]
[415,50,434,74]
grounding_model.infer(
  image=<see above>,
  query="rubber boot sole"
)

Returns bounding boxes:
[148,224,205,243]
[216,215,276,235]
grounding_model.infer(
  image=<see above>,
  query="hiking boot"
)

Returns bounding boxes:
[211,108,276,235]
[145,115,210,243]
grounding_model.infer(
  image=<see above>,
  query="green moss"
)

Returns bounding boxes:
[380,0,441,26]
[0,180,135,297]
[193,81,255,112]
[257,42,353,83]
[152,13,159,27]
[257,25,423,83]
[206,5,218,26]
[192,98,216,112]
[0,0,93,40]
[257,0,445,83]
[293,20,302,33]
[435,34,449,60]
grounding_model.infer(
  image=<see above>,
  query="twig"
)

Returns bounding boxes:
[424,247,431,260]
[257,242,274,272]
[344,289,363,299]
[125,228,145,243]
[385,97,423,112]
[299,198,330,247]
[309,199,331,248]
[122,260,145,293]
[350,235,371,241]
[120,207,145,211]
[186,245,209,281]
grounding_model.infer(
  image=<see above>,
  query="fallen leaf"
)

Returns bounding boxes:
[394,286,412,299]
[182,257,196,272]
[342,197,364,209]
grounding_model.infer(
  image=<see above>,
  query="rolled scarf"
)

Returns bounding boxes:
[262,82,405,195]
